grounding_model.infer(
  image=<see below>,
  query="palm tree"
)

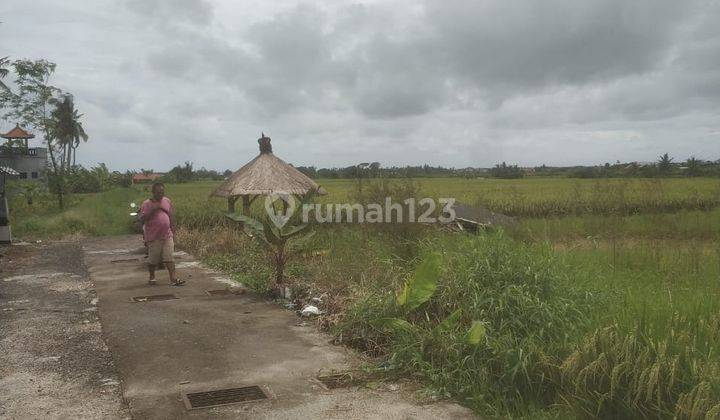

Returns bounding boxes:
[657,153,673,174]
[49,94,88,168]
[0,56,10,92]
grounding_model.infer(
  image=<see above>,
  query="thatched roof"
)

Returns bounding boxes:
[211,134,326,198]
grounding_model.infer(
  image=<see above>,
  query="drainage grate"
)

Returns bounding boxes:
[316,372,357,389]
[183,386,268,409]
[206,289,233,296]
[132,294,178,302]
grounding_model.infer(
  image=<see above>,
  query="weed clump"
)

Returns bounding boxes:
[338,232,591,416]
[338,232,720,418]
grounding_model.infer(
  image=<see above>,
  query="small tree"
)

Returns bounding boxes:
[685,157,702,177]
[226,212,313,296]
[49,94,88,167]
[165,161,194,183]
[658,153,673,175]
[490,162,525,179]
[16,181,44,205]
[0,59,86,209]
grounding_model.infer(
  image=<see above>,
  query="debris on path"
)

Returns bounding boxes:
[301,305,322,316]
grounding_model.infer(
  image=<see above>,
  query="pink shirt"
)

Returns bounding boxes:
[141,197,173,242]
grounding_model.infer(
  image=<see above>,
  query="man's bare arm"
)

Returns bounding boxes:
[169,205,177,232]
[139,202,162,223]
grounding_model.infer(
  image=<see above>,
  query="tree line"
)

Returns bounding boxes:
[295,154,720,180]
[537,154,720,179]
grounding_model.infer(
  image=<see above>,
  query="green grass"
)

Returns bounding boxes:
[8,185,144,239]
[321,177,720,216]
[8,176,720,418]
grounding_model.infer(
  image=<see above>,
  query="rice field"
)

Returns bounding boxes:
[8,176,720,418]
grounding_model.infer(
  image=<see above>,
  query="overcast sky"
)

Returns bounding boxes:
[1,0,719,171]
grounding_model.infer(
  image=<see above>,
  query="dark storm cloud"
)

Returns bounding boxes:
[425,0,688,89]
[141,0,699,121]
[1,0,719,170]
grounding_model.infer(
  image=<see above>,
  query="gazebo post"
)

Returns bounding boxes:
[228,196,238,213]
[242,195,251,215]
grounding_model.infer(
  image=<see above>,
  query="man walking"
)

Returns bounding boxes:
[140,182,185,286]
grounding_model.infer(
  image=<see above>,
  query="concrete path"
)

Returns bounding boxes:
[83,235,475,419]
[1,241,129,419]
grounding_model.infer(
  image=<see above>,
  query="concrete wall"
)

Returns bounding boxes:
[0,148,48,181]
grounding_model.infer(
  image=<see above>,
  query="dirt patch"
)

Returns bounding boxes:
[0,241,129,419]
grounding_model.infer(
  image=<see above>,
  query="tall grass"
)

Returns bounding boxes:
[338,233,720,418]
[161,177,720,221]
[338,233,592,416]
[9,187,144,239]
[560,318,720,419]
[9,177,720,418]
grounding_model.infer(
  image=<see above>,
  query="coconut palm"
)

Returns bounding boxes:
[49,94,88,167]
[657,153,673,174]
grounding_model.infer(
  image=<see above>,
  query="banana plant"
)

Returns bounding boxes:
[24,183,40,205]
[226,213,314,288]
[372,253,487,346]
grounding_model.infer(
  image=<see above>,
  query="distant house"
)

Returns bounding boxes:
[0,125,47,182]
[132,173,164,184]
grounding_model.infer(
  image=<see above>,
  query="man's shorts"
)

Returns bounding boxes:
[147,237,174,266]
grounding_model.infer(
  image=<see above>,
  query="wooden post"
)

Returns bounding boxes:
[228,196,238,213]
[242,195,251,215]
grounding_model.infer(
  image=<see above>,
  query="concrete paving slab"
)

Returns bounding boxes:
[0,241,129,419]
[83,235,476,419]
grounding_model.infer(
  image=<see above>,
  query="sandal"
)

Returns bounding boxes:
[171,279,186,286]
[148,279,157,286]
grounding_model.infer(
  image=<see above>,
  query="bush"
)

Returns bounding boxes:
[338,231,720,418]
[338,232,590,416]
[490,162,525,179]
[162,161,194,183]
[52,163,133,193]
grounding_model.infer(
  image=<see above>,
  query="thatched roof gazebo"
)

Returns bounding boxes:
[211,133,326,214]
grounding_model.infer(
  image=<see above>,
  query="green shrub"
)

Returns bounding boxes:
[338,232,590,416]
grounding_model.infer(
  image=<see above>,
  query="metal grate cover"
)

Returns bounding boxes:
[206,289,233,296]
[132,294,178,302]
[316,373,357,389]
[111,258,140,263]
[183,386,268,409]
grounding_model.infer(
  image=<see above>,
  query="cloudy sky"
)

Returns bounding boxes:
[1,0,719,171]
